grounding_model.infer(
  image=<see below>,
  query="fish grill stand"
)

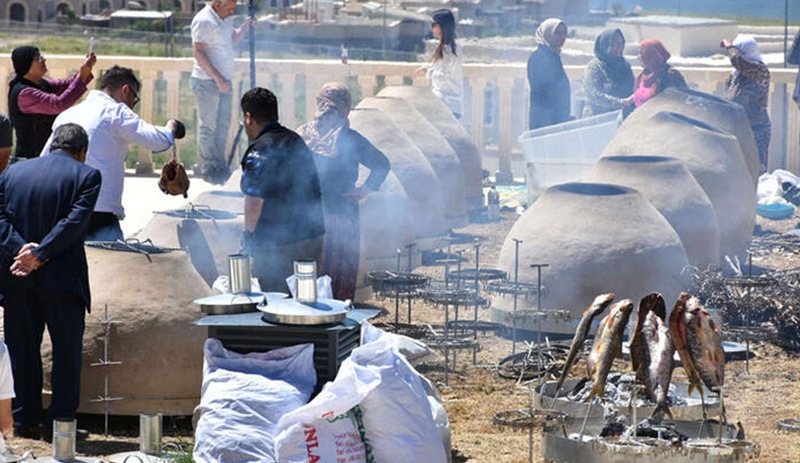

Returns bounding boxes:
[89,304,123,437]
[367,244,428,324]
[449,239,508,364]
[420,285,481,382]
[722,252,776,374]
[493,383,570,463]
[424,333,479,384]
[419,242,484,378]
[497,343,570,382]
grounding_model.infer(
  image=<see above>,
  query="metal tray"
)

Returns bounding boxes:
[258,298,351,325]
[195,292,288,315]
[536,379,719,420]
[541,416,757,463]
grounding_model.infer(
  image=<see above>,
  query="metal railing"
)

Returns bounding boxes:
[1,55,796,174]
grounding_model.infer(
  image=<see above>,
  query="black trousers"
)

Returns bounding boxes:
[4,286,85,427]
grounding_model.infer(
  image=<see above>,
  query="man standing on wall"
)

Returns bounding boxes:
[239,87,325,292]
[191,0,255,185]
[0,124,100,440]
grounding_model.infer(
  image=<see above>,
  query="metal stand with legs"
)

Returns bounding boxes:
[89,304,123,436]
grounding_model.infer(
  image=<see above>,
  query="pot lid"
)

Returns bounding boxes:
[258,298,351,325]
[194,292,288,307]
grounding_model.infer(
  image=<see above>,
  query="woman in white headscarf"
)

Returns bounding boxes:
[526,18,570,129]
[721,34,771,173]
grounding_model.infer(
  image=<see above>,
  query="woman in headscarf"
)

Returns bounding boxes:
[8,46,95,162]
[413,9,463,118]
[527,18,571,129]
[297,82,390,301]
[632,39,687,108]
[582,29,634,117]
[722,34,771,173]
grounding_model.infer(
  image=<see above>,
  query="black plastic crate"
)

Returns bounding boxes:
[195,309,377,390]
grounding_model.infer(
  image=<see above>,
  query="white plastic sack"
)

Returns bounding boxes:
[429,396,452,463]
[285,274,334,300]
[758,169,800,205]
[361,322,440,366]
[360,326,450,461]
[211,275,262,294]
[276,339,448,463]
[274,357,379,463]
[349,339,449,463]
[193,339,316,463]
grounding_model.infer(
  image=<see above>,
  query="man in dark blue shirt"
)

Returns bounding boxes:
[239,87,325,292]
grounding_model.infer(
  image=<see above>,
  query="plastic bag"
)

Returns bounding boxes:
[361,322,440,366]
[211,276,262,294]
[274,357,378,463]
[276,339,448,463]
[349,340,448,463]
[285,274,334,300]
[193,339,316,463]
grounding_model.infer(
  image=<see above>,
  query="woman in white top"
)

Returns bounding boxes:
[414,9,464,118]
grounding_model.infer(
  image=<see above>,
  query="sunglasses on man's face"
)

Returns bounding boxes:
[129,86,141,107]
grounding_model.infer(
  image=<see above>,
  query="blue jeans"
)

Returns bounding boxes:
[190,77,233,180]
[86,212,124,242]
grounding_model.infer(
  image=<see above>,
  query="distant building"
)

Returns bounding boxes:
[0,0,191,21]
[110,8,173,29]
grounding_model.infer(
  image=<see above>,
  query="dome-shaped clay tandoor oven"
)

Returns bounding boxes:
[358,96,467,229]
[585,155,720,269]
[133,177,245,285]
[377,86,483,211]
[133,203,242,286]
[356,169,415,300]
[602,111,756,262]
[631,87,760,181]
[349,107,448,248]
[43,246,213,415]
[492,182,689,335]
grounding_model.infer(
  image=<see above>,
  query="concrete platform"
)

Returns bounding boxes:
[607,16,738,57]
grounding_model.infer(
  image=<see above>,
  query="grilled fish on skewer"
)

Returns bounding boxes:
[669,293,725,418]
[586,299,634,402]
[629,293,666,373]
[629,293,675,419]
[553,293,615,397]
[639,308,676,420]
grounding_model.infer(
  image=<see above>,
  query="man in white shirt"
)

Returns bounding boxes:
[42,65,180,241]
[191,0,254,185]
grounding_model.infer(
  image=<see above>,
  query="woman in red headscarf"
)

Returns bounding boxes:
[632,39,687,108]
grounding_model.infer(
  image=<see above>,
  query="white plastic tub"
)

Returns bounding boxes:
[519,111,621,200]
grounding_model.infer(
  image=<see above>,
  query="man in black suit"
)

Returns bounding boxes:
[0,123,100,439]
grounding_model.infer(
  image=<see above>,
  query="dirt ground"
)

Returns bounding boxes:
[7,209,800,462]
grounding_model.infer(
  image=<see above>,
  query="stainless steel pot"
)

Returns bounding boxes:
[228,254,252,294]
